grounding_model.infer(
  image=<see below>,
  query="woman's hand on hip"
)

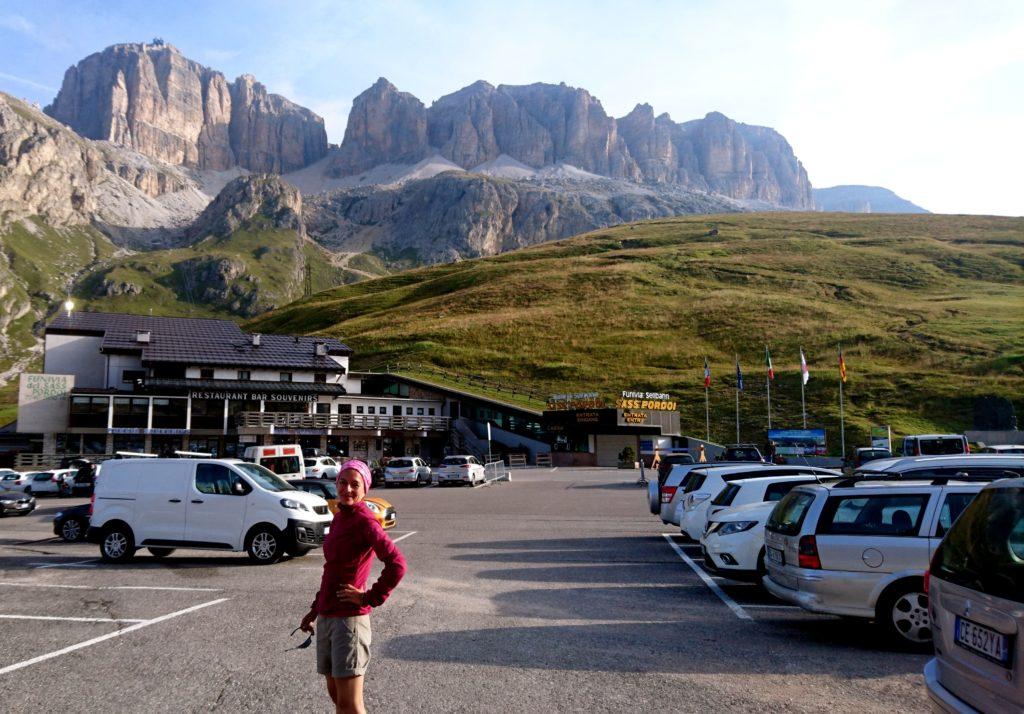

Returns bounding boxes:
[337,584,366,607]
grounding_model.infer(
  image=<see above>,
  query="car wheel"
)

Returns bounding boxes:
[147,547,174,558]
[247,527,282,564]
[60,518,84,542]
[24,487,31,496]
[877,581,931,647]
[755,549,767,579]
[100,524,135,563]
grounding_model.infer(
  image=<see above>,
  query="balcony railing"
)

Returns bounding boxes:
[235,412,450,431]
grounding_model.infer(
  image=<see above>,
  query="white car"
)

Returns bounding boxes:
[659,462,769,525]
[384,457,432,486]
[436,455,485,485]
[979,444,1024,454]
[304,456,339,480]
[27,469,75,496]
[703,473,835,533]
[88,458,331,564]
[702,500,778,580]
[678,465,838,541]
[0,471,35,493]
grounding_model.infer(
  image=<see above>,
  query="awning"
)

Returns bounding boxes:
[143,378,348,396]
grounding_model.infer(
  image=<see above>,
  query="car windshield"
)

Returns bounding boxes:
[727,448,761,461]
[859,450,890,461]
[919,438,966,455]
[767,491,816,535]
[933,486,1024,604]
[260,456,301,475]
[234,463,292,492]
[390,459,413,468]
[441,457,468,466]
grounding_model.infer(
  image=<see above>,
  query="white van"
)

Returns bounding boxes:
[242,444,305,480]
[88,458,331,564]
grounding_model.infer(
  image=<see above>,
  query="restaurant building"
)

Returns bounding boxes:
[17,312,451,463]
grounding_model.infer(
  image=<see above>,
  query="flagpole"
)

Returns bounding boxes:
[735,354,740,443]
[839,344,846,460]
[705,386,710,443]
[800,347,807,429]
[766,371,772,431]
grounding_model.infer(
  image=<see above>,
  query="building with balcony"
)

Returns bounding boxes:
[18,312,453,464]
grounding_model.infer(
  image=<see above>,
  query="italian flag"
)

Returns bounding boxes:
[765,346,774,381]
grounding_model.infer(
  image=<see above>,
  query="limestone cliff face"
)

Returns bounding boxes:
[305,172,737,263]
[334,78,813,207]
[329,78,429,176]
[45,42,327,173]
[0,93,103,225]
[187,174,303,241]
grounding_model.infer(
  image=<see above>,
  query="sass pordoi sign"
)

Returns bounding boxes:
[18,373,74,433]
[616,390,677,411]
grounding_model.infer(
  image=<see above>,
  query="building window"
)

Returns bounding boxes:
[280,372,292,382]
[316,403,331,415]
[356,406,364,414]
[237,370,250,381]
[152,398,187,429]
[368,406,376,415]
[417,407,425,416]
[112,397,149,428]
[428,408,436,416]
[200,368,214,380]
[406,407,413,415]
[121,369,145,384]
[314,373,327,384]
[70,396,110,428]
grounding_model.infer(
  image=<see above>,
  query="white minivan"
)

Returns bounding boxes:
[242,444,305,480]
[88,458,331,564]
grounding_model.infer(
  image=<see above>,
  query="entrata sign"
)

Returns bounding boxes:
[616,390,677,412]
[547,392,606,410]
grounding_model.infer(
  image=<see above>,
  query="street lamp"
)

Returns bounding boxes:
[63,298,75,317]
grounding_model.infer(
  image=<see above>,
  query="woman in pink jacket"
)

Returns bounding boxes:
[299,459,406,714]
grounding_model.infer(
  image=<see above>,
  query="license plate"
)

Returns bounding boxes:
[955,616,1012,667]
[323,526,330,535]
[767,546,785,565]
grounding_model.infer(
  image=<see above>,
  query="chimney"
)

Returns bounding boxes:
[135,331,151,343]
[252,333,261,347]
[315,343,327,357]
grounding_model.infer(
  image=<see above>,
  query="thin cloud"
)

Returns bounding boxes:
[0,13,68,50]
[0,71,58,93]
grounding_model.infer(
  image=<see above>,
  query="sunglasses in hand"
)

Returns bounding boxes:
[286,627,314,651]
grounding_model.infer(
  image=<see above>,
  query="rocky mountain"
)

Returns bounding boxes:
[814,185,929,213]
[326,78,813,209]
[305,171,737,263]
[187,174,303,242]
[45,41,328,173]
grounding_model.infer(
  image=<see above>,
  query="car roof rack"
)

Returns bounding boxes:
[833,470,1019,488]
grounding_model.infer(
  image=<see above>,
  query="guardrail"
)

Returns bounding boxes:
[236,413,450,431]
[535,452,552,468]
[14,453,114,470]
[483,459,511,484]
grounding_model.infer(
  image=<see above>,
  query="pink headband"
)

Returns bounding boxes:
[338,459,372,492]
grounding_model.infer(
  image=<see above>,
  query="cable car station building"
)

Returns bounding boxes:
[17,312,451,463]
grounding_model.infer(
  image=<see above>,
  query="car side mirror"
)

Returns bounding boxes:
[232,480,251,496]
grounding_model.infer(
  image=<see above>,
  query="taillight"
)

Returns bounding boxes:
[965,442,971,454]
[460,464,470,468]
[660,486,677,504]
[88,493,95,516]
[798,535,821,569]
[924,569,930,594]
[915,445,921,456]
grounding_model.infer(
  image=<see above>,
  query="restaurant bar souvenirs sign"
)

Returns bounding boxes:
[616,391,677,412]
[188,391,317,403]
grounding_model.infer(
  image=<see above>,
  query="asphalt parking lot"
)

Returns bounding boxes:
[0,468,930,712]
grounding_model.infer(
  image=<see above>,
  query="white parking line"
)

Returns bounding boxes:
[661,534,752,621]
[0,615,146,623]
[0,582,223,592]
[390,531,417,544]
[0,597,229,676]
[742,604,801,609]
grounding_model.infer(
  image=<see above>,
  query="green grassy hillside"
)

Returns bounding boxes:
[248,213,1024,451]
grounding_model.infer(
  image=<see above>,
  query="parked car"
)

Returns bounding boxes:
[288,479,397,529]
[924,476,1024,712]
[0,489,36,517]
[761,463,1023,645]
[678,465,838,541]
[436,455,486,486]
[720,444,764,462]
[850,447,893,469]
[0,471,34,493]
[242,444,305,480]
[87,458,331,564]
[658,462,773,525]
[901,434,969,457]
[384,457,431,486]
[978,444,1024,454]
[28,469,74,496]
[657,453,695,482]
[54,503,91,541]
[304,456,340,480]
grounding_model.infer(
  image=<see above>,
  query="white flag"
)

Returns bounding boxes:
[800,349,810,385]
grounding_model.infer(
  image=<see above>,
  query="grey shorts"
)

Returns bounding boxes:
[316,615,372,678]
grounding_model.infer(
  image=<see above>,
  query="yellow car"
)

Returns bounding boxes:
[290,479,397,530]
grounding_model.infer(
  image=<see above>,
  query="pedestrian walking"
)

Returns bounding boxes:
[299,459,407,714]
[698,444,707,463]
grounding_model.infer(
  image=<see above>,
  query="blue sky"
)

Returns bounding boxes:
[1,0,1022,215]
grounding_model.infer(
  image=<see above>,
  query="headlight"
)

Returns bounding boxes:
[364,502,380,513]
[279,498,309,511]
[718,520,758,536]
[55,511,64,518]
